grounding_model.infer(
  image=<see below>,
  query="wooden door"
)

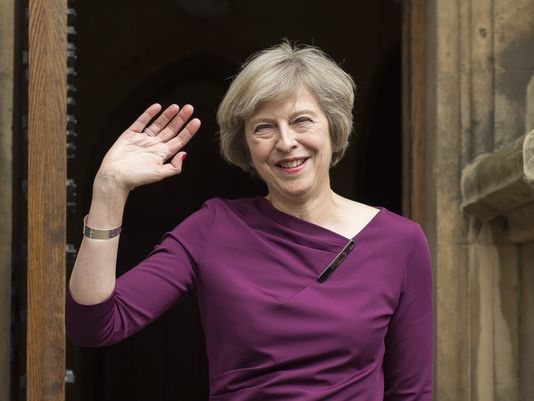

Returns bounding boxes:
[402,0,427,224]
[20,1,420,399]
[26,0,67,400]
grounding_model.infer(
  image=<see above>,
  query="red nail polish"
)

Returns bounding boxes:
[181,153,187,161]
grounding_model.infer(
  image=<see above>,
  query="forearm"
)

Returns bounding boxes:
[68,103,197,306]
[68,175,129,305]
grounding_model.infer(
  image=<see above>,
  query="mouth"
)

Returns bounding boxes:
[275,157,309,171]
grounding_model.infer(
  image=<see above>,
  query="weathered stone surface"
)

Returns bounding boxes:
[494,245,519,401]
[527,75,534,132]
[494,0,534,145]
[430,2,473,400]
[431,1,534,401]
[495,70,531,146]
[466,0,496,158]
[435,244,470,401]
[461,131,534,239]
[469,241,496,401]
[494,0,534,71]
[505,200,534,243]
[519,242,534,401]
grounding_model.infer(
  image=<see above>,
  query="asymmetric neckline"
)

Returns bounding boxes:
[255,196,386,245]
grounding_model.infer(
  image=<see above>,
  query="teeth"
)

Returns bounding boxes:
[279,159,305,168]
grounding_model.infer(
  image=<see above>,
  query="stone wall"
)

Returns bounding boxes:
[0,0,14,399]
[427,0,534,400]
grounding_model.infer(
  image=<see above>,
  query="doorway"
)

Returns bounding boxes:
[66,1,402,400]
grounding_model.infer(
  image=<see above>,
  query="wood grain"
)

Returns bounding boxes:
[402,0,427,225]
[27,0,67,400]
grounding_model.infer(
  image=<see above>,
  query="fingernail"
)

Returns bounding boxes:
[181,153,187,161]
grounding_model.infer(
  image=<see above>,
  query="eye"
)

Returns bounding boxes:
[254,123,272,133]
[293,116,313,125]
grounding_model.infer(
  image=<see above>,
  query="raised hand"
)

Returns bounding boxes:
[96,103,201,192]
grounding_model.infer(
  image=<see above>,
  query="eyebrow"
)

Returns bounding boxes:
[248,109,320,126]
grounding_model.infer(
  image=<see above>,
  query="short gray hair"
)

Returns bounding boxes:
[217,41,356,173]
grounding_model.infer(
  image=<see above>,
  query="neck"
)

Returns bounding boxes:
[265,188,339,225]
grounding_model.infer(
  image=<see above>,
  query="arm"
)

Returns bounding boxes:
[383,225,433,401]
[67,176,128,306]
[66,202,211,347]
[66,103,201,346]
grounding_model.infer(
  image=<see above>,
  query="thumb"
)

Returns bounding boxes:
[161,151,187,177]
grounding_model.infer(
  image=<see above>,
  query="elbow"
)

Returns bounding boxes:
[65,289,122,347]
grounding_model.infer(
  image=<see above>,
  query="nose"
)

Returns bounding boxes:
[275,124,298,152]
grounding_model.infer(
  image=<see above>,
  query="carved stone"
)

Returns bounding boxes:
[527,75,534,132]
[461,130,534,242]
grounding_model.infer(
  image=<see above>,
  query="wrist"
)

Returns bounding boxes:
[89,174,129,228]
[83,214,122,239]
[94,170,130,195]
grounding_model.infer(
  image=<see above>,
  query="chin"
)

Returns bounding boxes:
[276,183,315,199]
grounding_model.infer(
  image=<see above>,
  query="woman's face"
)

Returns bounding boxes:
[244,87,332,201]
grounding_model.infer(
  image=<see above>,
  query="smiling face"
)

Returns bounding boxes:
[244,87,333,202]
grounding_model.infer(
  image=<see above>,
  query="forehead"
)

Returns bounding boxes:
[248,87,322,120]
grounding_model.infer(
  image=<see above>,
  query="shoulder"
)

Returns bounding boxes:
[203,196,258,208]
[162,197,261,248]
[202,196,261,214]
[343,199,427,260]
[375,210,431,280]
[378,208,428,253]
[193,196,266,226]
[337,195,422,242]
[379,208,422,236]
[168,196,264,231]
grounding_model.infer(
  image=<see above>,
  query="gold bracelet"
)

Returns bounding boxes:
[83,214,122,239]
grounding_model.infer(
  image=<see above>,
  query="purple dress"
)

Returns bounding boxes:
[66,196,433,400]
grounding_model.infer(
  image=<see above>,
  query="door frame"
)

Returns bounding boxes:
[402,0,427,225]
[26,0,67,400]
[22,1,427,399]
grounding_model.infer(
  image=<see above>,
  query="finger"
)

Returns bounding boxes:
[167,118,201,153]
[158,104,194,143]
[128,104,162,132]
[145,104,180,136]
[159,152,187,178]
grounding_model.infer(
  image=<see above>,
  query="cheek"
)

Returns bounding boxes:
[308,134,331,155]
[244,137,259,161]
[247,138,273,162]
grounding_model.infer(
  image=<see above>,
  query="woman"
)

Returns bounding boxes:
[67,42,433,400]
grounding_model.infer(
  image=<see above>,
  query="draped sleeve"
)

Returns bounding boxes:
[383,224,434,400]
[65,201,213,347]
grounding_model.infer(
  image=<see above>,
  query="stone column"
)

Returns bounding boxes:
[0,0,14,399]
[524,85,534,401]
[427,0,534,400]
[425,0,471,399]
[520,239,534,401]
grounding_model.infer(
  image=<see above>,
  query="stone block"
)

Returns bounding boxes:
[435,244,470,401]
[468,242,496,401]
[519,242,534,401]
[494,69,530,146]
[494,0,534,70]
[494,245,519,401]
[527,75,534,133]
[461,130,534,242]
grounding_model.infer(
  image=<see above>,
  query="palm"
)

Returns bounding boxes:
[97,104,201,191]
